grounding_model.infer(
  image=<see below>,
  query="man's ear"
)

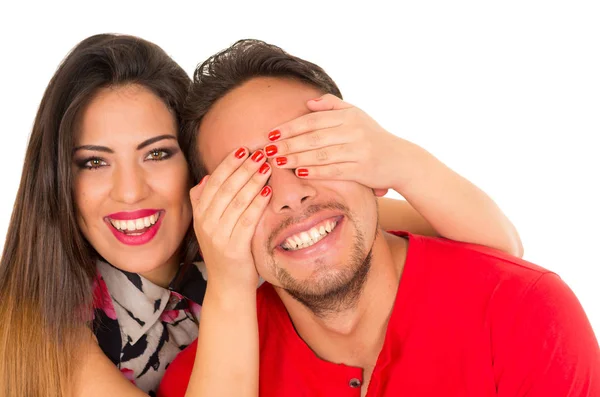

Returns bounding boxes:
[373,188,388,197]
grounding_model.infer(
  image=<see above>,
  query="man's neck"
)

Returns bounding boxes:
[275,231,408,369]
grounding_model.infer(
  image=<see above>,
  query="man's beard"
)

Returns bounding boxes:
[267,202,376,318]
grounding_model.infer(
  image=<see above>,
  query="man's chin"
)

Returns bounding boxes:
[274,252,372,316]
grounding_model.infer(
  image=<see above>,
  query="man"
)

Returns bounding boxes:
[160,40,599,396]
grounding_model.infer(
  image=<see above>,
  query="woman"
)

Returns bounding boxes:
[0,34,521,397]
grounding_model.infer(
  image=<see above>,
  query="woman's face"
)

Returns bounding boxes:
[72,84,192,286]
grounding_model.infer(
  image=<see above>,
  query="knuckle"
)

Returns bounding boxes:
[238,215,254,228]
[192,202,204,215]
[250,170,267,185]
[283,154,297,167]
[241,159,255,174]
[304,114,317,131]
[208,174,223,188]
[315,149,329,162]
[230,197,245,210]
[347,108,360,123]
[220,182,235,196]
[195,222,211,238]
[308,131,322,147]
[329,165,343,177]
[279,139,292,153]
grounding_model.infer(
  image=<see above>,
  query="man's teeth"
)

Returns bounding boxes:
[282,220,337,251]
[109,213,159,232]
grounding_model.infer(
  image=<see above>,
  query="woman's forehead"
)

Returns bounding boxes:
[76,85,177,146]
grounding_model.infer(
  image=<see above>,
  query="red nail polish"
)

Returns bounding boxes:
[297,168,309,177]
[275,157,287,166]
[261,186,272,197]
[251,150,265,162]
[265,144,278,157]
[268,129,281,142]
[235,148,246,159]
[259,163,270,174]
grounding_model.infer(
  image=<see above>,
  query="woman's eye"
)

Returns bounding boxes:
[145,149,172,161]
[82,158,107,170]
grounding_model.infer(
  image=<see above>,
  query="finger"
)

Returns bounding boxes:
[190,175,210,205]
[266,125,357,158]
[306,93,354,111]
[266,109,345,145]
[273,144,355,169]
[196,147,249,216]
[205,150,267,224]
[295,163,360,181]
[218,162,272,238]
[374,188,389,197]
[230,185,273,244]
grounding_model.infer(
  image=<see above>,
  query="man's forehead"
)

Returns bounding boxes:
[198,77,322,170]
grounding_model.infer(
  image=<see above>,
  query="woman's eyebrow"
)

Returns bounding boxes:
[137,134,177,150]
[72,135,177,154]
[72,144,113,154]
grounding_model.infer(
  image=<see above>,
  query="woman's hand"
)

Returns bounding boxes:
[263,94,418,196]
[190,147,272,293]
[186,147,268,397]
[264,95,523,257]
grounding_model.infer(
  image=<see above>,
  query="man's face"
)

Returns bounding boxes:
[198,77,378,305]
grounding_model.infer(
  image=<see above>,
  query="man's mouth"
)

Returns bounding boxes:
[280,218,339,251]
[107,211,161,235]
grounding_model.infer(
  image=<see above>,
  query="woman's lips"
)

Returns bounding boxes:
[107,208,160,220]
[105,210,164,246]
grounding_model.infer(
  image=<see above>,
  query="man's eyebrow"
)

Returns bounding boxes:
[72,135,177,154]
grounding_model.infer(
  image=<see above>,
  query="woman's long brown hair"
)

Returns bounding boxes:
[0,34,194,396]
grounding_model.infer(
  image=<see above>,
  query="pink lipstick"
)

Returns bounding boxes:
[104,209,164,246]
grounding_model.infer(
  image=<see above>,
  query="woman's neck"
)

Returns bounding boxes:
[139,255,181,288]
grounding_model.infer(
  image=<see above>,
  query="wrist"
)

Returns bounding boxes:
[390,139,430,193]
[204,283,258,310]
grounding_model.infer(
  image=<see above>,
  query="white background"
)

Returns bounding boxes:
[1,1,598,335]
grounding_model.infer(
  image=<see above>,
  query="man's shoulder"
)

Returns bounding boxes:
[389,232,563,312]
[399,231,552,282]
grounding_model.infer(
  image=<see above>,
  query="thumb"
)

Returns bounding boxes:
[373,188,389,197]
[190,175,209,204]
[306,93,353,111]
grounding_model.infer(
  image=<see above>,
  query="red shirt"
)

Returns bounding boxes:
[158,233,599,396]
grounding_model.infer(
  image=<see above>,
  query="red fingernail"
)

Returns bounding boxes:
[265,144,278,157]
[268,129,281,142]
[275,157,287,166]
[297,168,309,177]
[259,163,270,174]
[261,186,272,197]
[235,147,246,159]
[251,150,265,162]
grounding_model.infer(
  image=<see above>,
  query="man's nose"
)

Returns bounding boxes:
[109,164,150,205]
[268,165,317,214]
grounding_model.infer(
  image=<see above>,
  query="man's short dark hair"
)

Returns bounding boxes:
[181,39,343,181]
